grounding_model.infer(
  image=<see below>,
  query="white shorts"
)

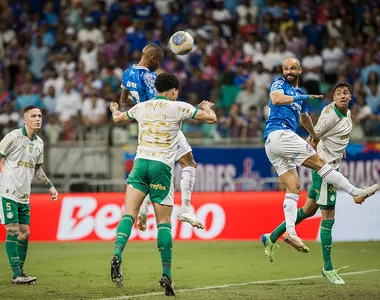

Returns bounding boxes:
[265,130,316,176]
[175,130,192,161]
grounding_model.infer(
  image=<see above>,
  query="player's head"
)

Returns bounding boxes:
[154,73,180,101]
[23,105,42,130]
[142,43,164,71]
[282,58,302,84]
[332,82,352,109]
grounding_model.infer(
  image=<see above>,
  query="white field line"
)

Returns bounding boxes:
[98,269,380,300]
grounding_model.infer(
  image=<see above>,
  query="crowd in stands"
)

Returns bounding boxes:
[0,0,379,144]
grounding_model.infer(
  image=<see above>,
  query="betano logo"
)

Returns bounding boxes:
[17,160,35,168]
[150,183,166,191]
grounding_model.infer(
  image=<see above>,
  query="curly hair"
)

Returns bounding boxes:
[154,73,180,93]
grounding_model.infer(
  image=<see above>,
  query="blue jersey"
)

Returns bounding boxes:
[120,65,158,104]
[263,77,308,139]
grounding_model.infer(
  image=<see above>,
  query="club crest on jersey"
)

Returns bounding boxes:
[306,143,313,152]
[28,144,33,153]
[6,212,14,219]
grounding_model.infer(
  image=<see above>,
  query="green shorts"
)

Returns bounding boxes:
[127,158,174,206]
[307,170,337,210]
[0,196,30,225]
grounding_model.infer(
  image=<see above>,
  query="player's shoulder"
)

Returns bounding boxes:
[271,77,286,87]
[7,128,23,138]
[35,135,44,145]
[321,103,335,114]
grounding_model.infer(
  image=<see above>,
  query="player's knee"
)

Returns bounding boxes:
[19,231,30,240]
[179,153,197,169]
[286,182,300,194]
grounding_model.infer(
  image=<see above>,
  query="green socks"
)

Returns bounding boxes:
[270,208,307,243]
[6,235,21,278]
[157,223,173,280]
[113,214,135,261]
[320,219,334,271]
[17,239,28,270]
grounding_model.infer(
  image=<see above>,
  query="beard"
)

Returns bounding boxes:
[284,74,298,84]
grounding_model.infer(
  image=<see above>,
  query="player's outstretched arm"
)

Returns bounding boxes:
[193,101,217,124]
[119,88,134,106]
[35,165,59,201]
[271,92,323,105]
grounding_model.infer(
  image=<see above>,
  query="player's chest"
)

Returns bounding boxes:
[13,139,42,162]
[332,118,352,139]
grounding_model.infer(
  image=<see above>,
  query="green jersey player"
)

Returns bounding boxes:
[0,106,59,284]
[109,73,216,295]
[261,82,378,284]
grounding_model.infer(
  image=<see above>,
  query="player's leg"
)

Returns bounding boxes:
[111,159,149,286]
[0,197,35,284]
[175,131,203,229]
[302,154,378,203]
[18,220,36,283]
[149,160,176,296]
[314,180,345,284]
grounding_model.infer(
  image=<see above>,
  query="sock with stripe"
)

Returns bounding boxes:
[283,193,299,235]
[317,164,361,196]
[180,166,196,208]
[113,214,135,261]
[270,208,307,243]
[6,235,21,278]
[157,223,173,280]
[17,239,28,270]
[320,219,334,271]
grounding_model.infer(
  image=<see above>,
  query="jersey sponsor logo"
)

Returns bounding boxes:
[290,152,300,162]
[289,102,302,114]
[17,160,35,169]
[3,140,13,153]
[126,81,137,89]
[150,183,166,191]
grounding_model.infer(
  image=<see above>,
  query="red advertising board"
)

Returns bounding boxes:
[0,192,324,242]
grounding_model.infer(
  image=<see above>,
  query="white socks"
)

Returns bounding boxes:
[180,166,196,208]
[317,164,361,196]
[284,193,299,235]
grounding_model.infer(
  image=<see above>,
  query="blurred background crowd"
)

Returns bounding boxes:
[0,0,379,145]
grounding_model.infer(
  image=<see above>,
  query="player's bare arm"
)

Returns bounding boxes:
[110,102,131,124]
[35,165,59,201]
[270,92,324,105]
[193,101,217,124]
[119,88,134,106]
[300,112,317,140]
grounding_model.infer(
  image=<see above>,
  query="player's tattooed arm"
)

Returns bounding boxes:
[35,165,54,188]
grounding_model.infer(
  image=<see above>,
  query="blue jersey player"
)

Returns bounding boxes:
[119,44,204,231]
[260,58,378,258]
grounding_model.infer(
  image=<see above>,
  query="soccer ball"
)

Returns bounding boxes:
[168,31,194,55]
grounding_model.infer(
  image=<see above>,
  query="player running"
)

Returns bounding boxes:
[260,58,378,253]
[120,43,203,230]
[261,82,374,284]
[0,105,59,284]
[109,73,216,295]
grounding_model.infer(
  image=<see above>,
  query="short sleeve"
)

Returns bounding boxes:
[127,104,138,119]
[176,102,197,121]
[269,78,285,95]
[142,72,158,99]
[314,107,335,138]
[36,142,44,165]
[0,132,16,157]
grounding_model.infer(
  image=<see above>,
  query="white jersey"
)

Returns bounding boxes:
[0,128,44,204]
[314,103,352,169]
[127,96,197,168]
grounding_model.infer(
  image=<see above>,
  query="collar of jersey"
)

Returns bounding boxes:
[132,64,150,71]
[155,96,169,101]
[22,127,37,141]
[333,104,346,119]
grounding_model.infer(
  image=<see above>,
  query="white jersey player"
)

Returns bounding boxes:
[109,73,216,294]
[0,105,58,285]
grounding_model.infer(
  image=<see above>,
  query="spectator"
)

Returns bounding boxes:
[225,103,247,140]
[301,44,323,94]
[235,78,267,114]
[55,81,82,123]
[78,17,104,46]
[42,86,57,115]
[79,40,99,74]
[16,83,42,114]
[321,38,344,84]
[81,87,107,127]
[236,0,259,27]
[28,35,50,80]
[245,106,263,139]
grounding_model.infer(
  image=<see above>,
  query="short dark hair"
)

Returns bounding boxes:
[23,105,41,115]
[332,82,352,94]
[154,73,180,93]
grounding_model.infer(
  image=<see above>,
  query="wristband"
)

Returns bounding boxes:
[294,95,310,101]
[47,183,53,189]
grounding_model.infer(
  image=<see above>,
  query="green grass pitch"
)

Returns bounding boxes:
[0,241,379,299]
